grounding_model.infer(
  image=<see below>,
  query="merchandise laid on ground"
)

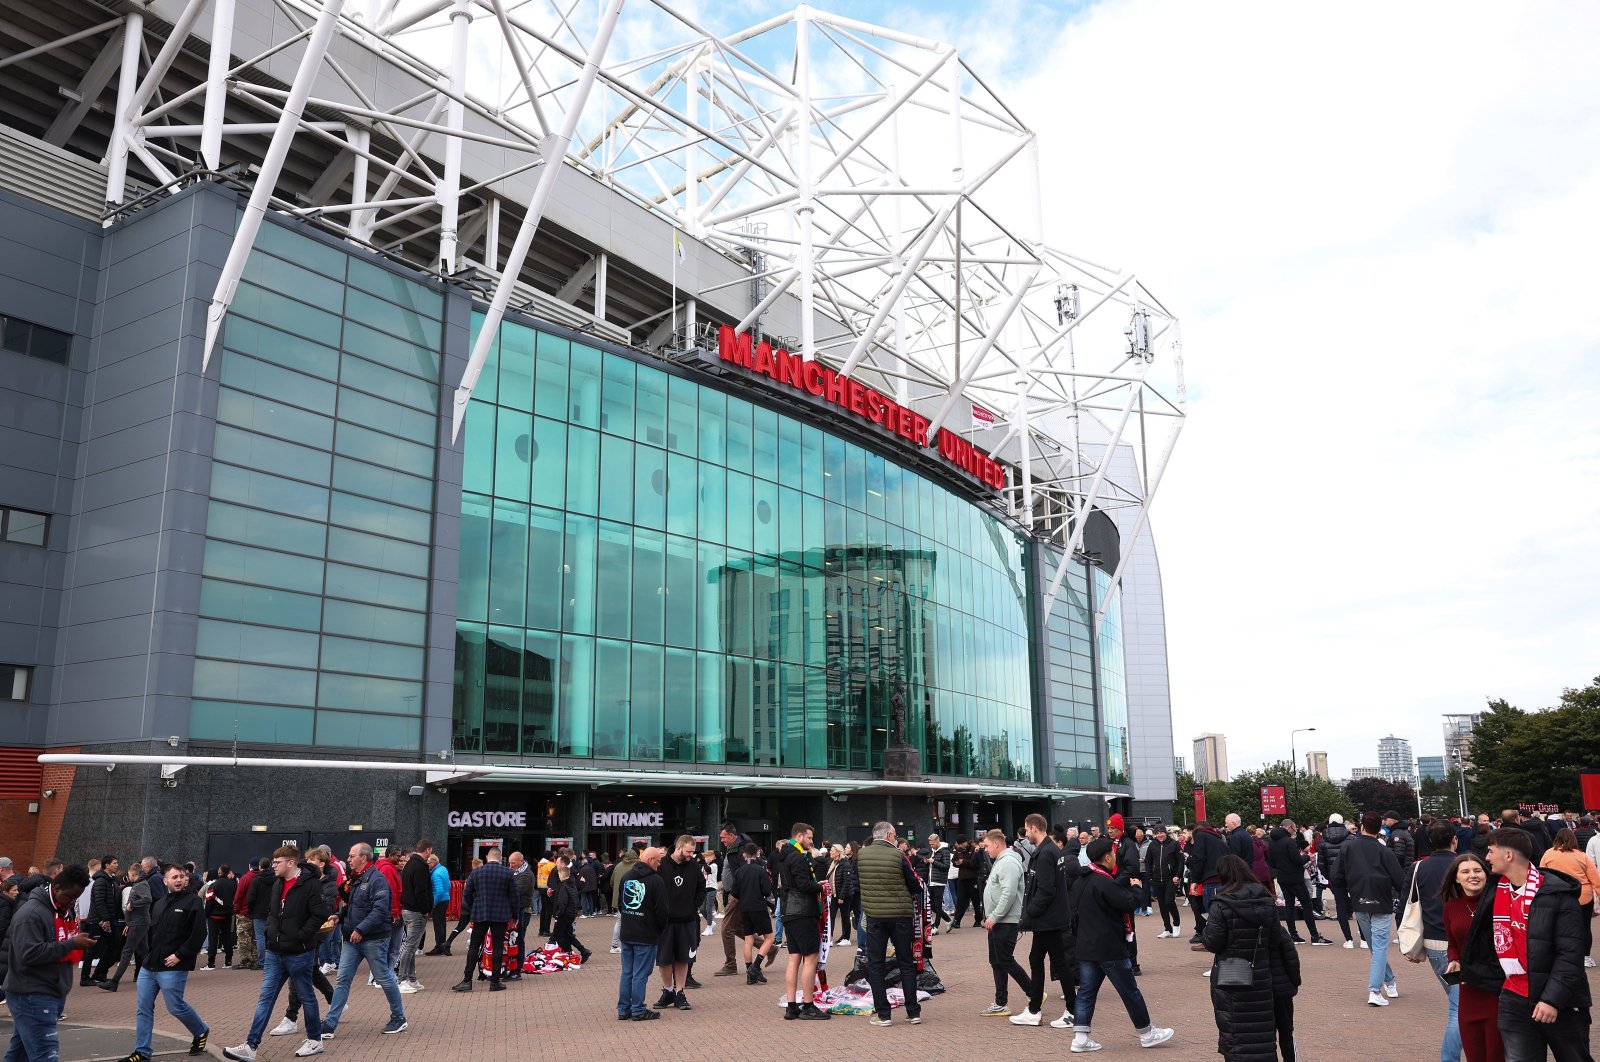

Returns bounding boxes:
[0,0,1185,860]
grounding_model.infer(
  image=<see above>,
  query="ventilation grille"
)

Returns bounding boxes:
[0,125,112,222]
[0,746,43,800]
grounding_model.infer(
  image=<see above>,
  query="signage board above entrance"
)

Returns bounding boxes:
[714,326,1006,492]
[448,810,526,829]
[593,811,665,828]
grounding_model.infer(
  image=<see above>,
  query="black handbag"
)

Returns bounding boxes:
[1214,925,1263,987]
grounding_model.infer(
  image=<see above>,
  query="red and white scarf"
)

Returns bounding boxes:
[1090,862,1135,942]
[47,885,84,966]
[1492,866,1542,998]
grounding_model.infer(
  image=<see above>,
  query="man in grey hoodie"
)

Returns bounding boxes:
[4,864,95,1062]
[979,829,1032,1017]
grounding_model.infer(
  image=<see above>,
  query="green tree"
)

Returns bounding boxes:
[1344,776,1418,817]
[1469,679,1600,812]
[1173,760,1352,827]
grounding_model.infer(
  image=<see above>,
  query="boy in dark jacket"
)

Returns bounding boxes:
[3,865,94,1061]
[224,848,331,1062]
[549,863,589,962]
[731,844,775,983]
[618,847,668,1021]
[1070,837,1173,1053]
[126,864,210,1062]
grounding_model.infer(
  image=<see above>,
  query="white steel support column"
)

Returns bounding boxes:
[593,251,607,320]
[201,0,236,170]
[484,197,499,270]
[202,0,347,369]
[348,126,372,241]
[103,11,142,213]
[794,6,816,359]
[438,0,472,272]
[451,0,626,441]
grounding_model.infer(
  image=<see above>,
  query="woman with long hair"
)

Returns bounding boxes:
[1202,854,1300,1061]
[1539,828,1600,967]
[832,842,861,947]
[1440,853,1503,1062]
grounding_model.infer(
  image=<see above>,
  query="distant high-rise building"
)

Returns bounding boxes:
[1193,734,1229,785]
[1174,755,1187,774]
[1443,714,1481,772]
[1378,735,1415,784]
[1417,755,1446,782]
[1351,767,1383,780]
[1305,750,1329,781]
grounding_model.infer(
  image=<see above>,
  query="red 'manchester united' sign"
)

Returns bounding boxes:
[716,325,1005,491]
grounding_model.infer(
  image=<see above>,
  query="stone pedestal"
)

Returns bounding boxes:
[883,743,922,781]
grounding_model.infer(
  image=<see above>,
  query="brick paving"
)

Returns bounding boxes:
[15,913,1595,1061]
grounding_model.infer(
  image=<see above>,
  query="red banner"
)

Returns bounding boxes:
[1194,787,1206,823]
[1582,772,1600,811]
[1261,785,1287,817]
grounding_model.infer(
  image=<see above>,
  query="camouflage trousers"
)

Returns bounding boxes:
[234,915,258,966]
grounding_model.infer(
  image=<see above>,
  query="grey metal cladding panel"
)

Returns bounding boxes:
[67,532,161,587]
[0,618,42,658]
[60,615,154,665]
[55,653,148,706]
[0,468,62,511]
[146,644,196,699]
[0,274,86,337]
[0,390,68,437]
[100,247,194,304]
[75,494,167,551]
[97,272,192,335]
[164,449,213,498]
[58,572,158,625]
[0,428,64,473]
[156,531,207,579]
[80,379,180,436]
[0,576,45,618]
[0,192,101,257]
[78,455,171,513]
[0,236,88,298]
[104,196,206,267]
[90,306,186,374]
[81,418,177,478]
[47,695,148,744]
[0,352,72,402]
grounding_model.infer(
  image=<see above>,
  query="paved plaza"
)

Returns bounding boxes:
[13,911,1578,1062]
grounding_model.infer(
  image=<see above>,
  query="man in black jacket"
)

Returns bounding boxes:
[85,855,124,986]
[1010,812,1077,1028]
[774,823,828,1021]
[1185,823,1227,942]
[125,864,210,1062]
[1464,828,1592,1062]
[395,840,433,993]
[1331,811,1405,1007]
[224,848,332,1062]
[617,846,668,1021]
[714,823,753,976]
[1144,826,1183,938]
[1268,821,1331,945]
[1069,838,1173,1052]
[652,836,705,1011]
[3,865,94,1062]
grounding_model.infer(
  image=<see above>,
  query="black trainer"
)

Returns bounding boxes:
[797,1002,831,1020]
[189,1030,209,1056]
[653,988,676,1009]
[673,991,692,1010]
[783,1002,800,1020]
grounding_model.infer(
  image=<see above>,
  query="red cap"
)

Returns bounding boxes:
[1107,813,1125,831]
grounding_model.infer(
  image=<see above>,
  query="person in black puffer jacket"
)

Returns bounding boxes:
[1318,815,1360,946]
[224,848,332,1059]
[831,845,859,946]
[1203,855,1301,1062]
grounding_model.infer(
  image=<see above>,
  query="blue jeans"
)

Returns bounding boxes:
[4,993,61,1062]
[246,952,320,1047]
[617,942,657,1017]
[252,920,267,964]
[324,936,404,1031]
[773,896,784,943]
[1074,958,1151,1033]
[1353,912,1395,993]
[1423,947,1461,1062]
[135,969,206,1058]
[317,932,340,966]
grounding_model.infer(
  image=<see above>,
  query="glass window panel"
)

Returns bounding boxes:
[335,422,432,478]
[200,578,322,630]
[568,343,601,428]
[254,222,345,280]
[455,622,486,751]
[865,452,885,521]
[496,322,534,411]
[726,397,752,474]
[662,648,695,762]
[696,463,725,544]
[207,500,325,558]
[241,251,333,310]
[634,447,666,531]
[190,700,314,745]
[332,456,433,512]
[214,424,331,485]
[344,288,441,351]
[521,629,559,754]
[211,462,328,522]
[192,659,316,707]
[492,407,531,505]
[561,513,597,634]
[751,660,776,766]
[592,639,630,759]
[314,710,420,751]
[726,472,752,553]
[778,485,802,560]
[346,258,442,321]
[525,505,564,631]
[726,555,752,656]
[696,652,724,763]
[201,540,323,595]
[600,354,634,437]
[482,625,521,753]
[320,635,424,680]
[327,527,429,577]
[801,426,824,498]
[666,375,697,456]
[458,492,490,622]
[336,389,435,443]
[845,444,866,512]
[565,426,600,515]
[634,366,667,447]
[220,318,338,381]
[533,331,569,421]
[630,644,663,760]
[725,656,751,765]
[804,666,827,769]
[488,499,528,625]
[558,635,593,756]
[318,672,423,714]
[322,599,426,644]
[462,403,495,496]
[217,388,334,450]
[325,561,428,612]
[665,453,696,539]
[631,527,665,644]
[822,434,844,504]
[594,520,632,640]
[196,619,318,668]
[329,491,429,541]
[529,417,567,508]
[598,434,633,523]
[345,320,441,382]
[802,568,826,668]
[778,416,802,482]
[341,353,439,412]
[697,388,725,465]
[752,406,778,482]
[233,281,341,346]
[801,494,824,571]
[782,662,805,767]
[752,478,778,559]
[663,534,696,650]
[697,542,725,653]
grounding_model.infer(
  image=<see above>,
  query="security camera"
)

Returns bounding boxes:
[41,789,55,798]
[407,785,424,797]
[105,764,116,772]
[161,778,178,789]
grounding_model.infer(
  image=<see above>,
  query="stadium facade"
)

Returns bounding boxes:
[0,0,1185,869]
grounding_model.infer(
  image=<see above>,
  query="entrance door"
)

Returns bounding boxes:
[207,832,306,875]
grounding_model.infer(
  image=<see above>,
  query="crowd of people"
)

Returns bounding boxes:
[2,804,1595,1062]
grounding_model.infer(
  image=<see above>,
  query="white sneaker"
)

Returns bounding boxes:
[609,945,620,954]
[223,1045,256,1062]
[399,981,419,994]
[1343,940,1354,949]
[1156,930,1172,939]
[1071,1037,1103,1053]
[701,927,714,937]
[1367,991,1388,1007]
[1050,1010,1075,1029]
[1139,1027,1175,1048]
[834,938,851,947]
[1383,981,1399,998]
[1360,940,1369,949]
[198,965,214,972]
[1586,957,1597,968]
[1008,1008,1042,1026]
[269,1018,298,1037]
[319,963,337,974]
[294,1038,324,1057]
